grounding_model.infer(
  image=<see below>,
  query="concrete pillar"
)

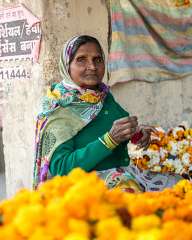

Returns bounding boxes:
[0,0,108,197]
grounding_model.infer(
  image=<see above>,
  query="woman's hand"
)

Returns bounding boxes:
[109,116,138,144]
[136,125,157,149]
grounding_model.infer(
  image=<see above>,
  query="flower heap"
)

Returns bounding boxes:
[0,168,192,240]
[129,123,192,178]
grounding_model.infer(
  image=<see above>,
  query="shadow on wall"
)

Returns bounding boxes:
[0,128,6,200]
[0,128,4,173]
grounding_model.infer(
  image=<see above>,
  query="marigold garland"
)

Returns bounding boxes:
[0,168,192,239]
[129,123,192,178]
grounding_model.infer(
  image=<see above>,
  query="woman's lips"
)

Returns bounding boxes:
[84,74,98,79]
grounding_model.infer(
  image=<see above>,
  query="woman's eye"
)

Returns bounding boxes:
[95,57,103,63]
[76,57,86,63]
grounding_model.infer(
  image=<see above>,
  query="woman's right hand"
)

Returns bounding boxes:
[109,116,138,144]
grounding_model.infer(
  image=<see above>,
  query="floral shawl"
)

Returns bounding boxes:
[33,36,109,189]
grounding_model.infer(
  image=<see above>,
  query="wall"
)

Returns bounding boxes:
[1,0,192,198]
[111,77,192,129]
[0,0,108,197]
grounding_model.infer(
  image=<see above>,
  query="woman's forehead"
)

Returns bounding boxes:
[75,42,102,56]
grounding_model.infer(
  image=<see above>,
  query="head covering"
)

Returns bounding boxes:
[33,35,109,189]
[59,36,81,89]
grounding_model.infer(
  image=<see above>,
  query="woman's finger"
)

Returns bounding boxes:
[114,116,138,125]
[139,124,157,133]
[116,122,138,133]
[121,127,137,137]
[137,131,151,149]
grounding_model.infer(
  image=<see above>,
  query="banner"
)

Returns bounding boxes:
[108,0,192,86]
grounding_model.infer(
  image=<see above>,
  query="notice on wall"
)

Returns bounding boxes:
[0,4,41,81]
[0,4,42,127]
[0,4,41,62]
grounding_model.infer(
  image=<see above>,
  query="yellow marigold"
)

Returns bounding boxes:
[1,168,192,240]
[173,179,192,196]
[166,143,172,152]
[133,157,149,170]
[68,218,90,237]
[13,204,45,237]
[175,204,192,221]
[186,146,192,155]
[184,129,190,138]
[88,202,115,220]
[95,216,130,240]
[0,189,32,224]
[149,144,160,151]
[162,208,176,222]
[136,228,161,240]
[38,175,72,203]
[116,228,136,240]
[67,168,91,184]
[45,199,69,238]
[157,192,179,210]
[161,220,192,240]
[104,187,126,207]
[0,224,23,240]
[127,196,158,217]
[132,215,161,231]
[175,130,185,140]
[159,136,170,146]
[62,170,106,219]
[28,227,54,240]
[189,128,192,137]
[63,233,89,240]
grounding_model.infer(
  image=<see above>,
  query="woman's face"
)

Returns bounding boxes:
[69,42,105,90]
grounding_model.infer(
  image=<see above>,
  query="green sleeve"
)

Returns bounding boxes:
[49,137,113,176]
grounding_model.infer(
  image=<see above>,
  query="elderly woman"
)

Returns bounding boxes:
[33,35,180,191]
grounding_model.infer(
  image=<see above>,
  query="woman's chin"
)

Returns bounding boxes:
[81,81,101,89]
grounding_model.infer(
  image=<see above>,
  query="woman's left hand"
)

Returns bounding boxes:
[136,125,157,150]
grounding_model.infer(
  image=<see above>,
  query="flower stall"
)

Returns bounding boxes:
[0,167,192,240]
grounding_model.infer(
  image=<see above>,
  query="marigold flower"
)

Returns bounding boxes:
[13,204,45,237]
[28,227,54,240]
[0,224,23,240]
[95,217,125,239]
[129,122,192,177]
[132,215,161,231]
[0,169,192,240]
[135,228,161,240]
[161,220,192,240]
[63,233,89,240]
[68,219,90,237]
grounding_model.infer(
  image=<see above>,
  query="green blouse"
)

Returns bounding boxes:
[49,93,130,176]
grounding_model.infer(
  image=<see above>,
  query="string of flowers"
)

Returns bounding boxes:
[0,168,192,239]
[129,122,192,179]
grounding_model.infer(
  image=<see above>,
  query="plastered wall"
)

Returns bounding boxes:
[1,0,192,197]
[0,0,108,197]
[111,77,192,129]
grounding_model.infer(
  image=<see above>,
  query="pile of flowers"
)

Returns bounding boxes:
[129,123,192,178]
[0,168,192,240]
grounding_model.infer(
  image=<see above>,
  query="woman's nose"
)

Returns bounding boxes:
[87,61,96,70]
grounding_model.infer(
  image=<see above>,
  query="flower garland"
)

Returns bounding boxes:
[0,168,192,239]
[129,122,192,179]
